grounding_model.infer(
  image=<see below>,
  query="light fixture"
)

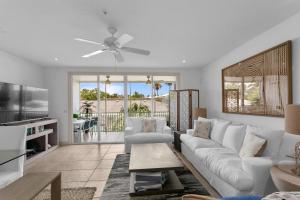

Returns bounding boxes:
[193,107,207,119]
[54,57,59,61]
[285,104,300,176]
[146,75,151,85]
[182,59,187,63]
[105,75,111,85]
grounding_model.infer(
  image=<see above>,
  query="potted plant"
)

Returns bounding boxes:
[80,101,95,118]
[73,113,79,119]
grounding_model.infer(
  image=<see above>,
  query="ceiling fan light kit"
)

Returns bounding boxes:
[105,75,111,85]
[75,27,151,62]
[146,75,152,85]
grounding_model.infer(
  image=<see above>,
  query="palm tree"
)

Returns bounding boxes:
[154,82,162,96]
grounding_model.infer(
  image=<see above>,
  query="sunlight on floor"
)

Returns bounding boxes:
[74,132,124,144]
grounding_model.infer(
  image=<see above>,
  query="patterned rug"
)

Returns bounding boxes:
[101,154,210,200]
[33,187,96,200]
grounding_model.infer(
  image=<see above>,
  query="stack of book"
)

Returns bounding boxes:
[134,172,168,192]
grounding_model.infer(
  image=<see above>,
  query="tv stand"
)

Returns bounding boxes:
[0,119,59,165]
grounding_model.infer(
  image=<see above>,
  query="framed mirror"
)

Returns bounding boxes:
[222,41,292,117]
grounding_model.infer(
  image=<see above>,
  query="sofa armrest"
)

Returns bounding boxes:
[124,127,134,137]
[186,129,194,136]
[163,126,171,135]
[242,157,273,195]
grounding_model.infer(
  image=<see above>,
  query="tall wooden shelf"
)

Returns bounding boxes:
[0,118,59,165]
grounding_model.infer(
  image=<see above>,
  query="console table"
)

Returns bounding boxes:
[0,118,59,164]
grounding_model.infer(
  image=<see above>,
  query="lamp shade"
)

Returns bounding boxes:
[193,107,207,119]
[285,104,300,134]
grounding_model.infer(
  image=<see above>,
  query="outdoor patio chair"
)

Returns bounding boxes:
[82,119,91,133]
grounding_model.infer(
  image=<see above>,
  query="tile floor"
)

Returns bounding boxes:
[74,132,124,144]
[25,144,125,200]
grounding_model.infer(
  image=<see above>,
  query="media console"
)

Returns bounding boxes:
[0,118,59,164]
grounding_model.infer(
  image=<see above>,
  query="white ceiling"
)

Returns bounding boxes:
[0,0,300,68]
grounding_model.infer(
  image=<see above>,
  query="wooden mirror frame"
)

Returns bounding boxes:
[222,41,292,117]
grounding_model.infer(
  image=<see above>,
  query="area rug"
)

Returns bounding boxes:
[101,154,210,200]
[33,187,96,200]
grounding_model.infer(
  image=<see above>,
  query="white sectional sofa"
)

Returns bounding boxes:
[124,117,172,153]
[180,117,298,197]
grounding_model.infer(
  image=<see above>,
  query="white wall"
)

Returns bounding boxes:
[72,81,80,113]
[0,50,45,87]
[44,66,202,144]
[199,11,300,130]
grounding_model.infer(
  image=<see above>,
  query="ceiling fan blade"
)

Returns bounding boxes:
[121,47,150,55]
[82,50,104,58]
[115,34,133,47]
[75,38,103,46]
[114,51,124,62]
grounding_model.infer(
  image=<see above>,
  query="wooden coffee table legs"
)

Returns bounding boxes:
[51,173,61,200]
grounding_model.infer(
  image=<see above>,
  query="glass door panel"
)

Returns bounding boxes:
[72,75,99,144]
[127,75,152,118]
[99,75,125,135]
[153,76,176,125]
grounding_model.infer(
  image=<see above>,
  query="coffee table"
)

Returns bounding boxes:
[129,143,184,196]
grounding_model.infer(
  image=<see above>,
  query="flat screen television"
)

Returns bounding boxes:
[0,82,48,124]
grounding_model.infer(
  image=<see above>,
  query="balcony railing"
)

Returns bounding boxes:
[78,111,169,132]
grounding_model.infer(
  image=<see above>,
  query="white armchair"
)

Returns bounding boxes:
[124,117,172,153]
[0,126,26,188]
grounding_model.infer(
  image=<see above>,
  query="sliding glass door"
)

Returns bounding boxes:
[99,75,125,133]
[71,74,177,144]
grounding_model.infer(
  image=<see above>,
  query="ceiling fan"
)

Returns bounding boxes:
[75,27,150,62]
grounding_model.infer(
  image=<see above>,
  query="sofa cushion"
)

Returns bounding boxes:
[125,133,172,144]
[246,125,284,158]
[143,119,156,132]
[239,132,267,157]
[180,134,221,152]
[198,117,215,133]
[126,117,143,133]
[210,119,231,144]
[155,118,166,133]
[278,132,300,159]
[195,148,254,191]
[192,120,210,139]
[222,125,246,153]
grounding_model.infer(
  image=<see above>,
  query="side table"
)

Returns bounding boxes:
[270,165,300,191]
[173,130,186,152]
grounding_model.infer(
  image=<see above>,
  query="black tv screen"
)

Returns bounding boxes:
[0,83,22,123]
[0,82,48,124]
[22,86,48,120]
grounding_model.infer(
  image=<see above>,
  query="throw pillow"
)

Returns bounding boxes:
[126,117,143,133]
[210,119,231,144]
[239,132,267,157]
[246,125,284,158]
[155,118,166,133]
[198,117,215,133]
[143,119,156,132]
[222,125,246,153]
[192,121,210,139]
